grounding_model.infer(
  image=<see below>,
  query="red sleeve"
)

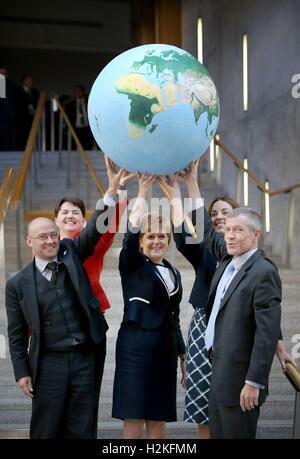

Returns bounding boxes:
[95,200,128,256]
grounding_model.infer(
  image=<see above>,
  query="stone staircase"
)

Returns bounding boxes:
[0,151,24,183]
[0,149,299,439]
[0,267,299,439]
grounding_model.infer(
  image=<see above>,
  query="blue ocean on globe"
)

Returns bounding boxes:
[88,43,220,174]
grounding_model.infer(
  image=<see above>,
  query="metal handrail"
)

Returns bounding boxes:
[11,92,105,212]
[215,138,300,197]
[269,182,300,197]
[53,95,105,195]
[214,138,267,192]
[213,137,299,267]
[0,167,16,227]
[11,92,48,209]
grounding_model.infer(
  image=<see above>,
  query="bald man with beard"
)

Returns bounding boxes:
[5,167,124,439]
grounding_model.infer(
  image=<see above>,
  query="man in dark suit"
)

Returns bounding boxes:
[64,84,93,150]
[5,168,124,438]
[202,206,281,439]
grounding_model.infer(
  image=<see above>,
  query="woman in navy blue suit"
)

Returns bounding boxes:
[112,173,186,439]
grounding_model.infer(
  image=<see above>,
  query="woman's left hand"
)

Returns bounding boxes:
[104,154,125,197]
[119,170,136,188]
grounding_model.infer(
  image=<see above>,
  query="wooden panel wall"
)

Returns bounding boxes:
[133,0,182,47]
[155,0,182,47]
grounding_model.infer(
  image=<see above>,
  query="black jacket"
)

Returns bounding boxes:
[119,225,185,354]
[5,205,113,386]
[173,222,216,309]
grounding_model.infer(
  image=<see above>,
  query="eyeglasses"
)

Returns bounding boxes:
[28,231,59,241]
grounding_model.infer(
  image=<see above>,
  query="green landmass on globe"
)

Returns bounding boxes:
[115,49,219,139]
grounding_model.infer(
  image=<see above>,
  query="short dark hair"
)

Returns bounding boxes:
[75,84,85,93]
[208,196,239,216]
[54,197,86,218]
[21,73,32,82]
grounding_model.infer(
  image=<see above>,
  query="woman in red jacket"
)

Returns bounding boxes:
[54,159,134,312]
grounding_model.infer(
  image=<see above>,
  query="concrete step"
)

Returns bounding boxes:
[0,419,294,440]
[0,393,295,426]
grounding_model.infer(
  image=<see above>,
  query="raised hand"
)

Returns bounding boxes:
[137,172,155,198]
[156,173,181,200]
[178,159,201,199]
[104,154,125,197]
[128,173,155,227]
[119,170,136,188]
[179,159,200,188]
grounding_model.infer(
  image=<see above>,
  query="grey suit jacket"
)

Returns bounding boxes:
[202,208,282,406]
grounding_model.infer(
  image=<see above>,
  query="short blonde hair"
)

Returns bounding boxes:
[139,213,171,243]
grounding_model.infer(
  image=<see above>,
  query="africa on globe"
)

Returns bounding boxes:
[88,43,220,174]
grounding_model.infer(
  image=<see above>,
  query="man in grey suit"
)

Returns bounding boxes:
[5,163,125,439]
[202,206,281,439]
[158,167,284,439]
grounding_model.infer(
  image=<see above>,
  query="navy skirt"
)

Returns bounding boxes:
[112,320,178,422]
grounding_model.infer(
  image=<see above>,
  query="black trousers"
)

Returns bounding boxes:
[30,343,105,439]
[209,393,260,439]
[92,338,106,438]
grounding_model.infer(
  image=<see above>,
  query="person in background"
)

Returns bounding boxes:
[112,173,186,439]
[16,73,39,150]
[64,84,93,150]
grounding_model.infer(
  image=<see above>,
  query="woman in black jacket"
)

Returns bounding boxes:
[112,173,185,439]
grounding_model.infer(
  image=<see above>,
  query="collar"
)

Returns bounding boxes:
[35,255,58,273]
[232,248,258,271]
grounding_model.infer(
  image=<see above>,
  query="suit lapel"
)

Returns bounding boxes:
[145,257,175,299]
[209,258,232,297]
[218,250,262,312]
[20,262,40,331]
[160,258,180,296]
[58,243,81,295]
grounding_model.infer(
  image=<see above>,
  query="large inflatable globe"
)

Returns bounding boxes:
[88,44,220,174]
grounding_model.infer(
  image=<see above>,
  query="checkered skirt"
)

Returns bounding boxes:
[183,308,212,424]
